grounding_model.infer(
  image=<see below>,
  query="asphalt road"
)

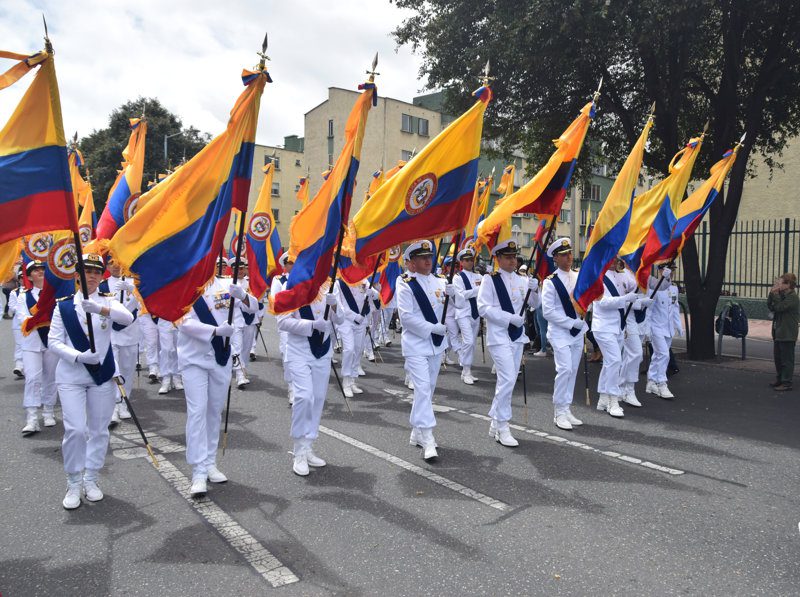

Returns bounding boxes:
[1,315,798,596]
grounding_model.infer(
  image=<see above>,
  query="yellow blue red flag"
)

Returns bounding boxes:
[619,136,703,273]
[246,163,282,299]
[477,102,593,247]
[296,175,310,209]
[271,81,377,314]
[573,115,654,314]
[96,118,147,241]
[0,49,77,244]
[109,67,271,321]
[0,238,21,283]
[351,86,492,262]
[22,232,77,336]
[637,144,739,288]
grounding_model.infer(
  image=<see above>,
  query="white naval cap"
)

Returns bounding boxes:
[81,253,106,272]
[278,252,292,267]
[547,237,572,258]
[403,239,435,261]
[491,239,520,257]
[456,248,475,261]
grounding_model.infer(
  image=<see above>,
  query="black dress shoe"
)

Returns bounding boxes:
[774,383,793,392]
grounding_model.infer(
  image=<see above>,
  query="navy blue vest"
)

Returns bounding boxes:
[489,273,523,341]
[549,273,580,337]
[299,305,331,359]
[58,297,115,385]
[25,290,49,347]
[602,276,627,331]
[406,277,444,347]
[458,271,479,320]
[192,297,231,366]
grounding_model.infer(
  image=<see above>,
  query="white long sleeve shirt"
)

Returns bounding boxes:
[397,272,448,357]
[477,270,540,346]
[542,268,585,348]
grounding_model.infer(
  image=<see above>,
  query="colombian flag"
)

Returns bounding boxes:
[96,118,147,241]
[573,116,653,314]
[67,146,90,214]
[619,136,703,273]
[636,145,739,288]
[271,82,377,314]
[246,163,282,299]
[0,238,22,283]
[379,246,402,306]
[77,185,96,246]
[0,50,77,244]
[533,216,556,282]
[22,232,76,335]
[465,175,492,247]
[477,102,593,247]
[109,67,271,321]
[296,176,309,209]
[351,86,491,262]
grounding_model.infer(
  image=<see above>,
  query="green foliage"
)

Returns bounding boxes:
[77,97,210,210]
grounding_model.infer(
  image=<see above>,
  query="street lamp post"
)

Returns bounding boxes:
[164,132,182,168]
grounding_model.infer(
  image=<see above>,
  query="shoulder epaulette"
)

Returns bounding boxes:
[21,287,30,293]
[56,294,75,302]
[101,292,115,298]
[400,273,411,282]
[546,272,557,280]
[491,271,501,277]
[435,273,446,279]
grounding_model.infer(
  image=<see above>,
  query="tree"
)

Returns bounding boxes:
[393,0,800,359]
[77,97,210,212]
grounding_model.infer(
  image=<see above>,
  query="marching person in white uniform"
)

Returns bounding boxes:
[48,253,134,509]
[617,259,654,407]
[177,272,258,498]
[105,256,141,423]
[396,240,450,460]
[17,260,60,434]
[230,258,256,389]
[452,248,482,385]
[337,277,370,398]
[277,284,343,475]
[271,252,293,404]
[157,316,180,394]
[9,268,25,379]
[441,257,461,366]
[646,264,677,399]
[139,312,160,382]
[541,238,588,430]
[477,240,540,446]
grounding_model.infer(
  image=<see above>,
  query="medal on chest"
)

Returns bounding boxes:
[214,291,231,310]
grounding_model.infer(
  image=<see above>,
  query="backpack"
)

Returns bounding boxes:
[715,303,749,338]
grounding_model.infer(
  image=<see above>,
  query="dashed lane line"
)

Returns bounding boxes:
[110,425,299,588]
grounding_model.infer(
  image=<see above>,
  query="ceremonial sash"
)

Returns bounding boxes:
[25,290,49,347]
[602,276,627,331]
[58,298,115,385]
[98,280,110,294]
[634,307,647,324]
[490,273,522,341]
[373,298,381,311]
[242,311,256,326]
[105,278,137,331]
[151,314,159,324]
[338,280,362,316]
[112,308,137,332]
[299,305,330,359]
[192,297,231,366]
[279,275,287,284]
[406,277,443,347]
[458,271,479,320]
[549,273,580,337]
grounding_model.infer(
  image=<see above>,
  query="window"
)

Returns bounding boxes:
[417,118,429,136]
[327,119,334,138]
[521,233,532,248]
[295,184,301,192]
[401,149,413,161]
[560,209,571,223]
[271,182,280,197]
[295,159,301,167]
[272,208,280,222]
[589,184,601,202]
[265,155,280,170]
[328,154,334,168]
[401,113,413,133]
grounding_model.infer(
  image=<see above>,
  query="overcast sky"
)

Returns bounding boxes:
[0,0,428,146]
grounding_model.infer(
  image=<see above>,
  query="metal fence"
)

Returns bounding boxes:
[673,218,800,299]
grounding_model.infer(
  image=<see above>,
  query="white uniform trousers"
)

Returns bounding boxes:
[339,323,365,378]
[139,316,160,368]
[288,356,331,440]
[456,316,480,367]
[370,309,384,345]
[182,363,230,474]
[231,325,244,358]
[446,314,461,357]
[405,353,443,429]
[242,324,257,359]
[112,344,138,400]
[647,333,671,383]
[621,331,644,385]
[158,321,178,378]
[487,342,524,423]
[594,330,624,397]
[22,349,58,410]
[13,325,23,368]
[552,341,583,415]
[279,330,291,384]
[60,381,116,474]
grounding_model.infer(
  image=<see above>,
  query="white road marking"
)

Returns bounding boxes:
[391,392,685,476]
[318,425,511,512]
[111,424,299,588]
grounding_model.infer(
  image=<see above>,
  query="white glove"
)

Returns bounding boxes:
[312,318,331,333]
[580,321,590,334]
[571,318,584,331]
[661,267,672,280]
[353,315,364,325]
[369,288,380,300]
[430,323,447,335]
[508,313,524,327]
[444,284,456,297]
[325,293,338,306]
[214,322,234,338]
[624,292,638,304]
[75,349,102,365]
[527,277,539,291]
[637,297,655,308]
[228,283,247,300]
[81,299,103,314]
[120,279,136,293]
